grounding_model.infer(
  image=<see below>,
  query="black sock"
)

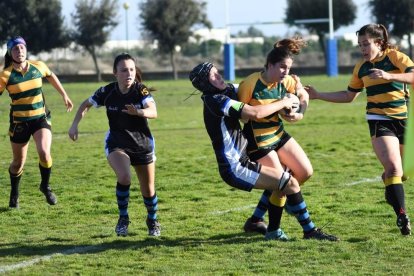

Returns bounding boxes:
[267,202,284,232]
[39,163,51,189]
[385,184,405,215]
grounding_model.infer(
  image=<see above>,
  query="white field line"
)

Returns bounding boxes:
[343,176,382,186]
[210,204,256,215]
[0,245,99,274]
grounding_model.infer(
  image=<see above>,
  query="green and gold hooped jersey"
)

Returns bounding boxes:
[238,72,296,150]
[0,60,52,122]
[348,48,414,120]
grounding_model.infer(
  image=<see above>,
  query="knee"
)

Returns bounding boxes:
[117,172,131,185]
[280,173,300,194]
[296,168,313,185]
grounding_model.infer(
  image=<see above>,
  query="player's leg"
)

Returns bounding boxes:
[371,135,410,235]
[33,127,57,205]
[134,162,161,236]
[277,137,313,185]
[108,150,132,236]
[9,141,29,208]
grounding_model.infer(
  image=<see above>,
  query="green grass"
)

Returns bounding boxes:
[0,75,413,275]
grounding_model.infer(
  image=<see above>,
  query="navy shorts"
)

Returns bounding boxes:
[219,156,261,192]
[368,119,406,144]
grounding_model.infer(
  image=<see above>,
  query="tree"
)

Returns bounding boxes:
[140,0,211,79]
[0,0,69,54]
[285,0,356,62]
[71,0,118,82]
[369,0,414,58]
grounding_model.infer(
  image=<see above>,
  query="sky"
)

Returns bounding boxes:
[61,0,373,41]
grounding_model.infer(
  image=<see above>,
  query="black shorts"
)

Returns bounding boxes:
[106,146,155,166]
[9,117,51,143]
[368,119,406,144]
[248,132,292,161]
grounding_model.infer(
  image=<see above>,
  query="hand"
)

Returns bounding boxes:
[304,85,318,99]
[122,104,140,116]
[63,95,73,112]
[280,112,303,123]
[68,125,78,141]
[369,68,391,80]
[290,74,303,90]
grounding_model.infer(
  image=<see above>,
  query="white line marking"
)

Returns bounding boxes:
[210,204,256,215]
[0,245,99,274]
[344,176,381,186]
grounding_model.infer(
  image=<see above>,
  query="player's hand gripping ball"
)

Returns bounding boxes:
[281,93,300,115]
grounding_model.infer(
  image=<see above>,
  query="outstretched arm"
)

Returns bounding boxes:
[68,99,93,141]
[305,85,360,103]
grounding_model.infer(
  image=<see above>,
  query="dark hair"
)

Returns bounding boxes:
[113,53,143,82]
[356,24,397,51]
[4,53,13,69]
[265,37,307,68]
[113,53,156,92]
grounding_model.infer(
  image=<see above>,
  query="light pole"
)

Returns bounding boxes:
[123,2,129,51]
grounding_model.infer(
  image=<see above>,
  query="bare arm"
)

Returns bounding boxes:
[369,68,414,84]
[46,73,73,112]
[68,99,93,141]
[122,100,157,119]
[305,85,360,103]
[241,97,295,121]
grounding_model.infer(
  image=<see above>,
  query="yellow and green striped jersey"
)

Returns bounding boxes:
[238,72,296,150]
[0,60,51,122]
[348,48,414,120]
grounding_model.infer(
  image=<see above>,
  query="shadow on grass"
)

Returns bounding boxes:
[0,232,267,259]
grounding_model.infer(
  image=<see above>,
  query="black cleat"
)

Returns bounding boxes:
[303,228,339,241]
[243,217,267,235]
[39,186,57,205]
[115,217,130,237]
[146,218,161,236]
[397,213,411,236]
[9,194,19,208]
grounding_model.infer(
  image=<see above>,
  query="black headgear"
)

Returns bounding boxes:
[189,62,222,95]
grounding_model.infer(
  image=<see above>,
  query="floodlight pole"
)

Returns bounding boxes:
[123,2,129,52]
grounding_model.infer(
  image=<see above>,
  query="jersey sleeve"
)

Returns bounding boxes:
[30,60,52,77]
[347,63,364,92]
[89,86,106,107]
[283,75,296,94]
[389,50,414,73]
[237,78,255,103]
[204,94,244,119]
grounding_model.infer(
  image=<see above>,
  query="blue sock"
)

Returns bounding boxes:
[252,190,271,221]
[143,193,159,221]
[286,192,315,233]
[116,182,130,218]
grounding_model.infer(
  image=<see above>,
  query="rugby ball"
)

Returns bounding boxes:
[281,93,300,115]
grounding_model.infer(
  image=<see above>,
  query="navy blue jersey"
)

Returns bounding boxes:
[202,85,249,169]
[89,82,155,151]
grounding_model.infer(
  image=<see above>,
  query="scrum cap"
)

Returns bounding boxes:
[189,62,221,95]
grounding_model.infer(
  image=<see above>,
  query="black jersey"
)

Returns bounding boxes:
[202,85,250,170]
[89,82,155,151]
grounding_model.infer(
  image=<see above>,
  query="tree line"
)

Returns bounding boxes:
[1,0,413,80]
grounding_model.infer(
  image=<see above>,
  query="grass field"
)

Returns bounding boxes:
[0,75,413,275]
